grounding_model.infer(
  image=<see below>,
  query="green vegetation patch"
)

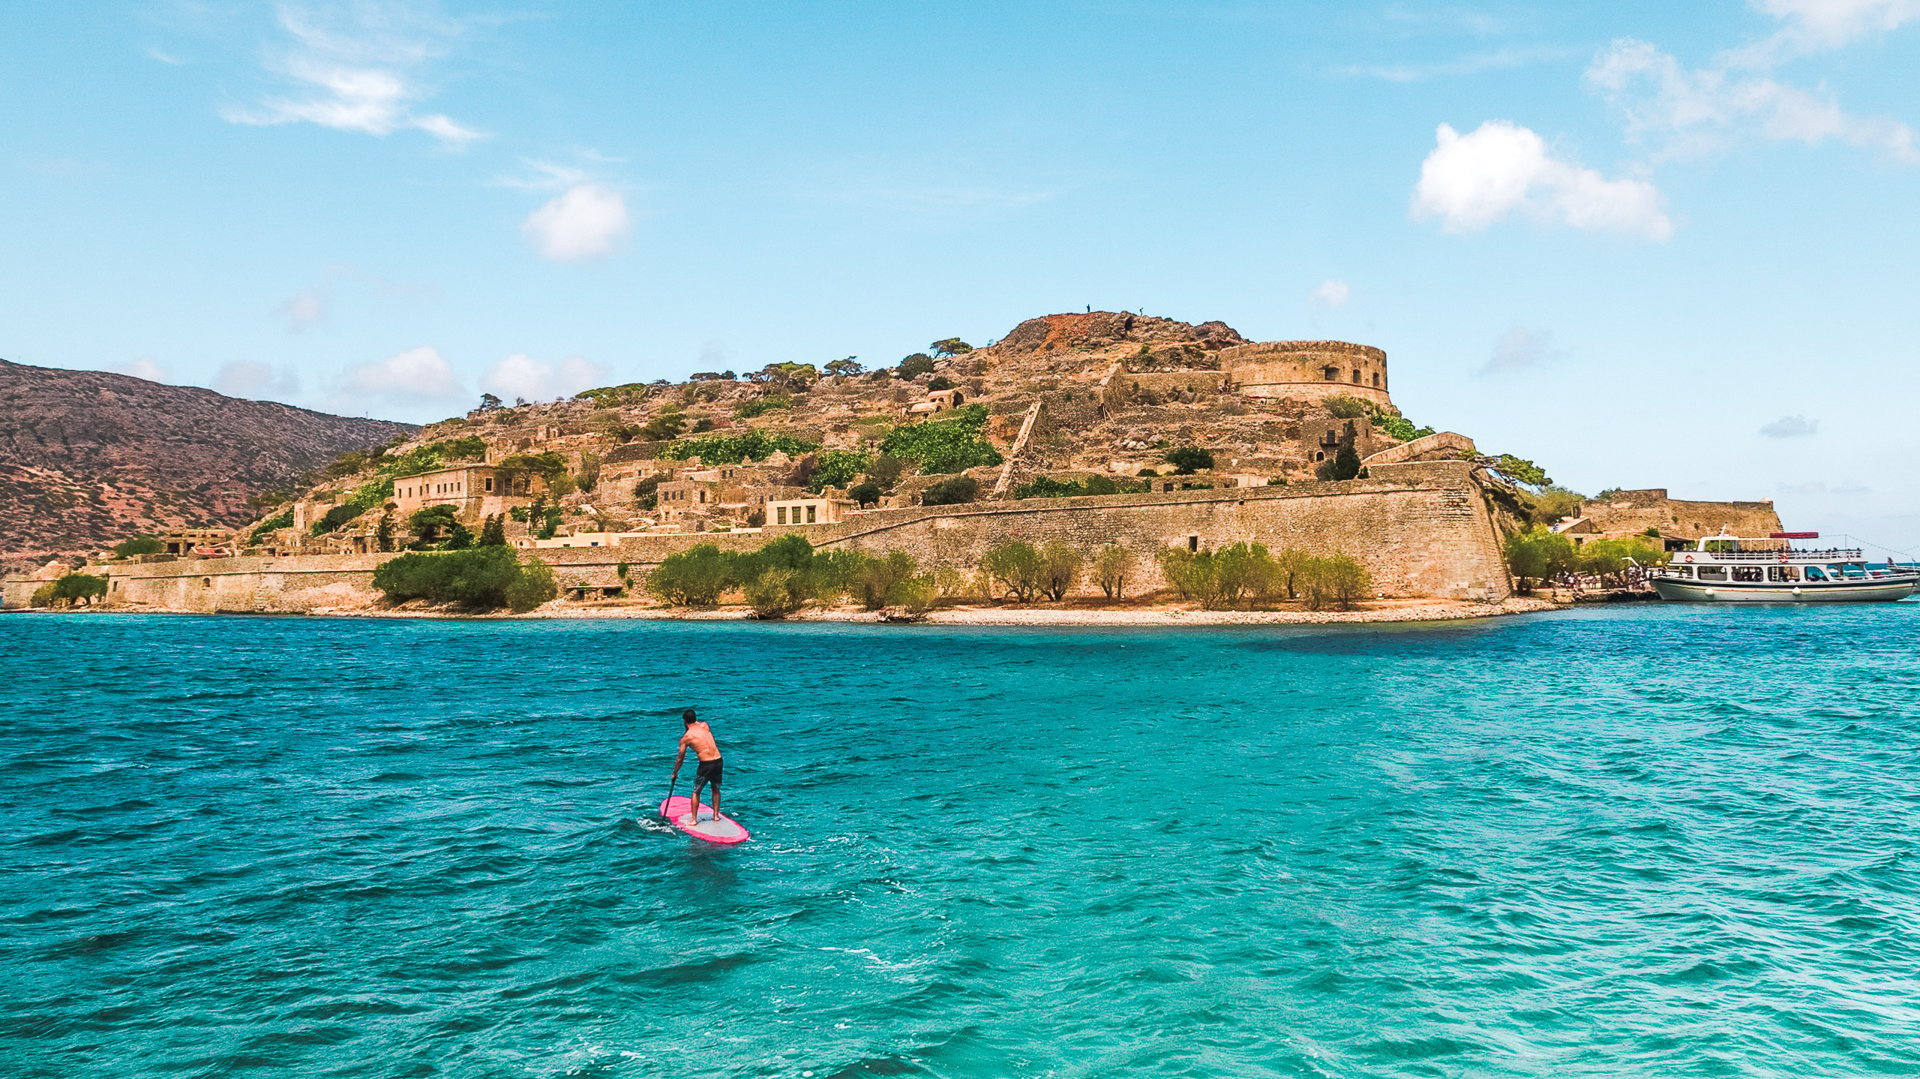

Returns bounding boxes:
[372,547,558,612]
[879,404,1002,474]
[1013,475,1144,500]
[661,429,820,464]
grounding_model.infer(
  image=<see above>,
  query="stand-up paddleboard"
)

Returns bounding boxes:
[659,796,750,845]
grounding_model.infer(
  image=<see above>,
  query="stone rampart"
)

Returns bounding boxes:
[1219,341,1391,405]
[1362,431,1477,466]
[3,461,1514,610]
[1582,493,1782,541]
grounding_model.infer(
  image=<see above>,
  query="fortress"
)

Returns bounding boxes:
[1219,341,1391,405]
[1,310,1780,614]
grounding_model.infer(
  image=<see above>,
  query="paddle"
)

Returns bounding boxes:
[660,770,679,821]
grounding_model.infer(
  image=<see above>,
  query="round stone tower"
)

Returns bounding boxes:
[1218,341,1390,405]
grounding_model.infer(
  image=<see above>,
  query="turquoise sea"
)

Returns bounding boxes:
[4,605,1920,1078]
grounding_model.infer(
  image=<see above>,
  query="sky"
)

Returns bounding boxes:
[3,0,1918,553]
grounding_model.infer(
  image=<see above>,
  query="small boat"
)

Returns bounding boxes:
[1647,531,1917,603]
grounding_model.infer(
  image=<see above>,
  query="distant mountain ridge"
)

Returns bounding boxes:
[0,359,414,560]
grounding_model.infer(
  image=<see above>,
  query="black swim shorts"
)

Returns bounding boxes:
[695,757,724,784]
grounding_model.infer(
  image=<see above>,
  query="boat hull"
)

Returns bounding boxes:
[1651,577,1915,603]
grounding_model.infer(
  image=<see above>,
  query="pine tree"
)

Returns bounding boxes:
[479,514,508,547]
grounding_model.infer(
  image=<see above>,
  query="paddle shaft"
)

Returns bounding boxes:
[662,771,678,819]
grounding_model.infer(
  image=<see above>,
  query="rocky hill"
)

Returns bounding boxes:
[251,311,1448,551]
[0,359,414,562]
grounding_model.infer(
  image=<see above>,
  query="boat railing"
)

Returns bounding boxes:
[1689,547,1863,562]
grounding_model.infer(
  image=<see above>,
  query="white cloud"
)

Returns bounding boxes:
[521,184,631,262]
[1587,38,1919,162]
[1412,121,1673,239]
[479,354,608,402]
[1759,414,1820,437]
[1480,326,1562,374]
[213,361,302,400]
[278,288,328,330]
[1309,280,1352,308]
[114,356,169,382]
[222,3,483,147]
[1741,0,1920,60]
[345,345,464,404]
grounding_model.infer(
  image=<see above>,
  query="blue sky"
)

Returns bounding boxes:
[4,1,1918,552]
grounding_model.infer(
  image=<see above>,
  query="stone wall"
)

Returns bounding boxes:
[1219,341,1391,405]
[3,461,1514,610]
[1581,489,1783,540]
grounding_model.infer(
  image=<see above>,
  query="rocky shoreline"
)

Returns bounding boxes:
[22,595,1563,626]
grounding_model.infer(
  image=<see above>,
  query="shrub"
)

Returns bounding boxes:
[852,551,920,610]
[897,354,936,378]
[646,544,736,606]
[927,375,954,391]
[809,449,871,493]
[1014,474,1141,499]
[311,503,366,535]
[372,547,529,609]
[983,541,1044,602]
[867,454,907,491]
[112,537,164,557]
[921,476,979,506]
[29,582,55,608]
[1093,545,1131,600]
[849,482,882,508]
[479,515,508,547]
[638,411,689,441]
[1165,446,1214,474]
[1298,555,1371,611]
[735,394,791,419]
[1374,414,1435,443]
[504,557,558,612]
[249,508,294,543]
[881,404,1002,474]
[744,567,807,618]
[1323,395,1373,419]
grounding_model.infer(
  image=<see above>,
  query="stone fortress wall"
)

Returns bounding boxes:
[1578,488,1783,540]
[4,461,1514,613]
[1219,341,1391,405]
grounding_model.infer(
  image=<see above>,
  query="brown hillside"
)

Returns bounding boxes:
[0,359,415,561]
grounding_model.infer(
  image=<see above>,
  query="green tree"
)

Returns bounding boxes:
[1494,454,1552,488]
[930,338,973,357]
[374,511,397,553]
[1317,442,1362,482]
[444,520,475,550]
[638,411,689,442]
[48,573,109,607]
[849,482,882,508]
[646,544,735,606]
[479,514,508,547]
[1298,555,1371,611]
[1093,545,1131,600]
[1038,542,1082,601]
[983,541,1045,602]
[504,557,558,612]
[1165,446,1214,474]
[1503,527,1578,592]
[850,551,917,610]
[824,357,864,377]
[867,454,907,491]
[1524,485,1584,527]
[409,505,460,547]
[920,476,979,505]
[744,567,808,618]
[897,354,936,378]
[111,537,164,557]
[372,547,528,609]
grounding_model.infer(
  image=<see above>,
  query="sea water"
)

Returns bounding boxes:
[3,605,1919,1078]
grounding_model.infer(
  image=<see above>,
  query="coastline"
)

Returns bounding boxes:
[15,595,1564,626]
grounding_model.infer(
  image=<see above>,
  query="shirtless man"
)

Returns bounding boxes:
[671,708,723,822]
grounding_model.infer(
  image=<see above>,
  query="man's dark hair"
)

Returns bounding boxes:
[683,708,697,726]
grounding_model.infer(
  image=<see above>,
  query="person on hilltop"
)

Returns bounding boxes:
[671,708,724,822]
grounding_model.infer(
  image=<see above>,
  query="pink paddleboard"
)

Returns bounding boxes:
[660,796,751,845]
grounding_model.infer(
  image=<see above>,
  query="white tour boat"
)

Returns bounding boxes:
[1647,531,1918,603]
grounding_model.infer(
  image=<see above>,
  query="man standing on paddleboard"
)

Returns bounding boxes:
[671,709,724,822]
